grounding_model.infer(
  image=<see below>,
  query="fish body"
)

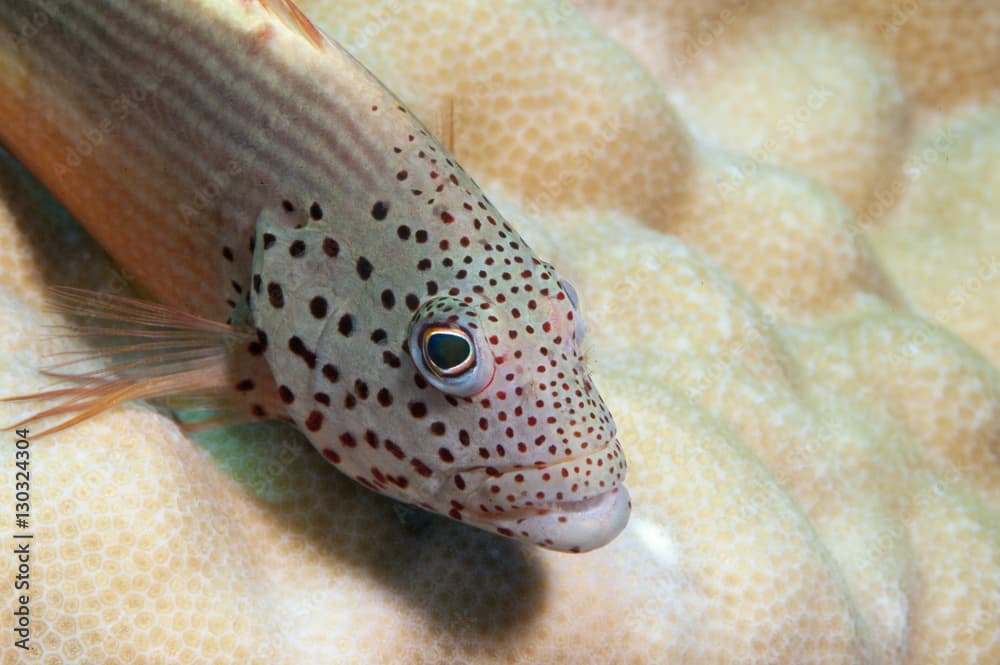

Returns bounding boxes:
[0,0,629,551]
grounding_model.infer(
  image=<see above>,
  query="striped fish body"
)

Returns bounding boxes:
[0,0,629,551]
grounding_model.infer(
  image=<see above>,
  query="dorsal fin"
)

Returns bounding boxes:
[428,95,457,154]
[256,0,331,50]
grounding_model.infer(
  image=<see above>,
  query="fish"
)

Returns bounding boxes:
[0,0,629,552]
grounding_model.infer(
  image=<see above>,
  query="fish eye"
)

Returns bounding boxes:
[407,296,496,397]
[422,327,475,377]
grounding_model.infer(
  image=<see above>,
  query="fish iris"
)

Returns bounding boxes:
[424,329,474,376]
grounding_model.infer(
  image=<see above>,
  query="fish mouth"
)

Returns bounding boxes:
[451,438,630,552]
[476,485,631,553]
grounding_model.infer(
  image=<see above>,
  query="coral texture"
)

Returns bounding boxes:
[1,0,999,663]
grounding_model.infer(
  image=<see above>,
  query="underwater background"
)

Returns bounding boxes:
[1,0,998,662]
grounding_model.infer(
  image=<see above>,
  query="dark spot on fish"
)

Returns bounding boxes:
[357,257,373,280]
[377,388,393,406]
[371,201,389,220]
[310,202,323,220]
[411,458,433,477]
[354,379,369,400]
[267,282,284,308]
[322,363,340,383]
[385,439,405,460]
[310,296,328,318]
[288,336,317,368]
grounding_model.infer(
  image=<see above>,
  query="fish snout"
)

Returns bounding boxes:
[456,438,630,551]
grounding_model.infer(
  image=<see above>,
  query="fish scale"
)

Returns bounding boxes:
[0,0,630,552]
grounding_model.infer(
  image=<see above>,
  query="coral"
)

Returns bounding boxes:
[1,0,998,663]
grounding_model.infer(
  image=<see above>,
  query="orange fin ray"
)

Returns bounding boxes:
[256,0,331,50]
[431,96,456,154]
[3,287,249,437]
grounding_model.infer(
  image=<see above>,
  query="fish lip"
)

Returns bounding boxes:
[452,439,631,552]
[480,485,631,553]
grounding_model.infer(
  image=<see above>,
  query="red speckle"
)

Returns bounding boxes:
[321,448,341,464]
[385,440,406,460]
[411,458,433,477]
[305,411,324,431]
[339,432,357,447]
[388,475,409,488]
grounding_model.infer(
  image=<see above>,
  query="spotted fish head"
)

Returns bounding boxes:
[249,167,628,553]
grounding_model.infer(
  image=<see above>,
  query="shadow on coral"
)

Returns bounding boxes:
[200,423,548,645]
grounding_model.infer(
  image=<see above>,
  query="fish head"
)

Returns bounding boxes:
[251,200,629,553]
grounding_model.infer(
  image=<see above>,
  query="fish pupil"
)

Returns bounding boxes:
[425,330,473,375]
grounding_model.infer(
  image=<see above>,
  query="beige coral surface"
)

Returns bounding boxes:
[2,0,1000,663]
